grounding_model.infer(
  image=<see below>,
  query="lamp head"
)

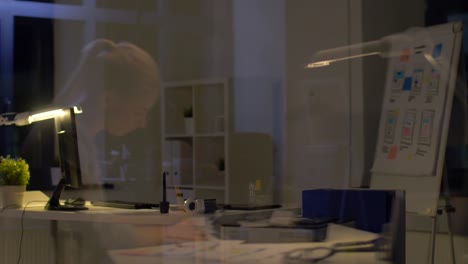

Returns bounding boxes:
[305,37,394,69]
[304,26,448,69]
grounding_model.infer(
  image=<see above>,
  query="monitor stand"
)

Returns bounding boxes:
[45,178,88,211]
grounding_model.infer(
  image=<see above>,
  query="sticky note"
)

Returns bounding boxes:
[403,77,413,91]
[387,146,398,160]
[432,43,442,58]
[400,48,410,62]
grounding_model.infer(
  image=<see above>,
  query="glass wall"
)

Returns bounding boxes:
[0,0,467,263]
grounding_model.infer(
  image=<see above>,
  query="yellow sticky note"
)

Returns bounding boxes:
[255,180,262,192]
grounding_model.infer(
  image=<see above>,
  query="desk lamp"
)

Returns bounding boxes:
[305,38,391,69]
[0,106,87,210]
[304,27,442,69]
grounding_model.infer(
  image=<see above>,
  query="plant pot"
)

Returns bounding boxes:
[0,185,26,208]
[184,118,194,134]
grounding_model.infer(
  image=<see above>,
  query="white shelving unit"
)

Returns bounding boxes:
[162,78,230,203]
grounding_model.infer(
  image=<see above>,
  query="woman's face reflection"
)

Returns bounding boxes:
[104,85,157,136]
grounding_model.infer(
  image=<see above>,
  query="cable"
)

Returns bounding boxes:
[0,203,33,264]
[14,200,48,264]
[1,201,49,264]
[17,205,27,264]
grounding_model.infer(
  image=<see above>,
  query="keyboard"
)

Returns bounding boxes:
[91,200,159,209]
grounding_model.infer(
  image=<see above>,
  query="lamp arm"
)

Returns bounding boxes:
[0,106,82,127]
[13,112,32,126]
[0,112,32,126]
[0,112,18,126]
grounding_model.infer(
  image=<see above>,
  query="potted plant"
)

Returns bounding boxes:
[0,156,30,208]
[183,106,193,134]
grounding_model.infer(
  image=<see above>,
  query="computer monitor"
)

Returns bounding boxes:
[45,107,87,211]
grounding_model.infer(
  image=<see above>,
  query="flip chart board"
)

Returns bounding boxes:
[371,22,463,216]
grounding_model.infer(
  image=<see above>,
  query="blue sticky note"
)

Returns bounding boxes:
[394,71,405,80]
[432,43,442,58]
[403,77,413,91]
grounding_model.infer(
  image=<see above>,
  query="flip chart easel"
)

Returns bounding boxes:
[370,21,464,264]
[371,22,463,216]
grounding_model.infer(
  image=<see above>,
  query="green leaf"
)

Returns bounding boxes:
[0,155,30,186]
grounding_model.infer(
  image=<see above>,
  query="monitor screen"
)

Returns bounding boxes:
[55,107,82,189]
[46,106,87,210]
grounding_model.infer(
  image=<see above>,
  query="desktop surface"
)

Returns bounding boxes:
[1,191,188,225]
[107,223,388,264]
[0,192,394,264]
[91,200,159,209]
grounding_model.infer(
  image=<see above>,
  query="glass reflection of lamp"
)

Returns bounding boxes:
[305,28,441,69]
[0,106,88,211]
[305,38,393,69]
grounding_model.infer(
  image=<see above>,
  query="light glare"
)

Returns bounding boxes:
[29,109,65,123]
[306,61,330,68]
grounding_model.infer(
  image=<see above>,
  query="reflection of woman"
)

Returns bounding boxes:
[52,39,210,263]
[54,39,161,203]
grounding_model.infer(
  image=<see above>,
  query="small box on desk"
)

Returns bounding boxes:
[302,189,406,264]
[302,189,400,233]
[221,222,328,243]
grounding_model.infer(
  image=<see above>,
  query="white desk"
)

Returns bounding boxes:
[107,224,388,264]
[0,191,188,225]
[1,203,188,225]
[0,191,192,264]
[0,192,390,264]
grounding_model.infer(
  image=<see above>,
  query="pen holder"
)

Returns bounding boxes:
[160,201,169,214]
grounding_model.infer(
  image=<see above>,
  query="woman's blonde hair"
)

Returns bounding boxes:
[55,39,160,107]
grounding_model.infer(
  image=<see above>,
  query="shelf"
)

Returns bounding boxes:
[163,78,228,88]
[167,185,225,191]
[195,133,225,138]
[167,185,194,190]
[193,185,225,190]
[165,133,225,139]
[162,78,229,203]
[165,134,193,140]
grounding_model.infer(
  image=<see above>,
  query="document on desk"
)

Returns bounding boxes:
[74,209,190,225]
[109,240,282,264]
[108,224,384,264]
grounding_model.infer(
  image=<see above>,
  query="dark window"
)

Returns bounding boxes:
[14,16,55,190]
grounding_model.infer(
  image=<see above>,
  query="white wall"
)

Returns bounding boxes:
[232,0,284,135]
[153,0,233,82]
[231,0,285,202]
[283,0,353,204]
